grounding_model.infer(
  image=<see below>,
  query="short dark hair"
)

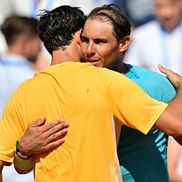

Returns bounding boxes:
[38,5,86,54]
[87,4,131,42]
[1,15,38,46]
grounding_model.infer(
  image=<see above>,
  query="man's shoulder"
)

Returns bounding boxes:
[135,21,159,32]
[38,62,92,74]
[129,65,164,78]
[128,65,176,102]
[38,62,119,79]
[12,77,37,96]
[128,65,173,88]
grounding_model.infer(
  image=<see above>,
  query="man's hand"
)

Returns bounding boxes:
[19,117,68,157]
[158,64,182,91]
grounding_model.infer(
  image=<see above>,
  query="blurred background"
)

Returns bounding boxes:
[0,0,155,68]
[0,0,182,182]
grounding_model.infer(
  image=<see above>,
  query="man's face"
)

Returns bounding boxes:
[154,0,181,31]
[80,18,122,68]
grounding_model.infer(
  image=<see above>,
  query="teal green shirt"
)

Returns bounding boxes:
[118,64,176,182]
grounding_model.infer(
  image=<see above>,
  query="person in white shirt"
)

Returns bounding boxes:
[0,0,101,70]
[0,15,41,182]
[0,0,96,21]
[112,0,155,27]
[125,0,182,75]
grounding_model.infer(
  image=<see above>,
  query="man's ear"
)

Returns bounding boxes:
[119,36,131,52]
[75,29,82,45]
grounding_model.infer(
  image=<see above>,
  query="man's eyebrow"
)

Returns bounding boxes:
[80,34,87,39]
[80,34,108,42]
[94,38,108,42]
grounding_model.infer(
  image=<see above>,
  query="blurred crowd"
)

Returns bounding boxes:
[0,0,182,182]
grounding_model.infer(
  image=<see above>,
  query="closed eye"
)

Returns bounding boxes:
[94,38,107,44]
[80,35,89,43]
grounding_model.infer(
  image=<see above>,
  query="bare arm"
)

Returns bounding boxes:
[167,137,182,182]
[0,161,3,182]
[114,116,122,146]
[0,161,11,182]
[14,117,68,173]
[153,65,182,137]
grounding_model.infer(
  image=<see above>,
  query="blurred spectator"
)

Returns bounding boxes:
[0,0,99,70]
[167,137,182,182]
[125,0,182,75]
[113,0,155,27]
[0,0,96,21]
[0,15,41,182]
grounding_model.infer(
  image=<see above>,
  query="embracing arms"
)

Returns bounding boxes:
[14,117,68,173]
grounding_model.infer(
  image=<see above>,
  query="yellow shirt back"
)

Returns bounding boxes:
[0,62,167,182]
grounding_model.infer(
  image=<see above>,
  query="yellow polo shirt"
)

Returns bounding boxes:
[0,62,167,182]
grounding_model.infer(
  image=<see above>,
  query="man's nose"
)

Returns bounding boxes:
[86,43,96,55]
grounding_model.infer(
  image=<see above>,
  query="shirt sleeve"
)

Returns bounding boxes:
[105,69,168,135]
[138,71,176,103]
[155,75,176,103]
[0,86,25,163]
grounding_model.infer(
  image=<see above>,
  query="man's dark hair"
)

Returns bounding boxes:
[38,5,86,54]
[87,4,131,43]
[1,15,38,46]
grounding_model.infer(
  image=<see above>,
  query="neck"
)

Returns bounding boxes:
[6,45,24,56]
[51,48,80,66]
[51,31,82,65]
[120,63,128,74]
[107,59,128,74]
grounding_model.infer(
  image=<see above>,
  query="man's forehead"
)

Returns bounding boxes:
[81,27,113,38]
[83,19,112,32]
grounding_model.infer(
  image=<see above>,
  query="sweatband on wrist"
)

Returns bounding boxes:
[14,152,33,171]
